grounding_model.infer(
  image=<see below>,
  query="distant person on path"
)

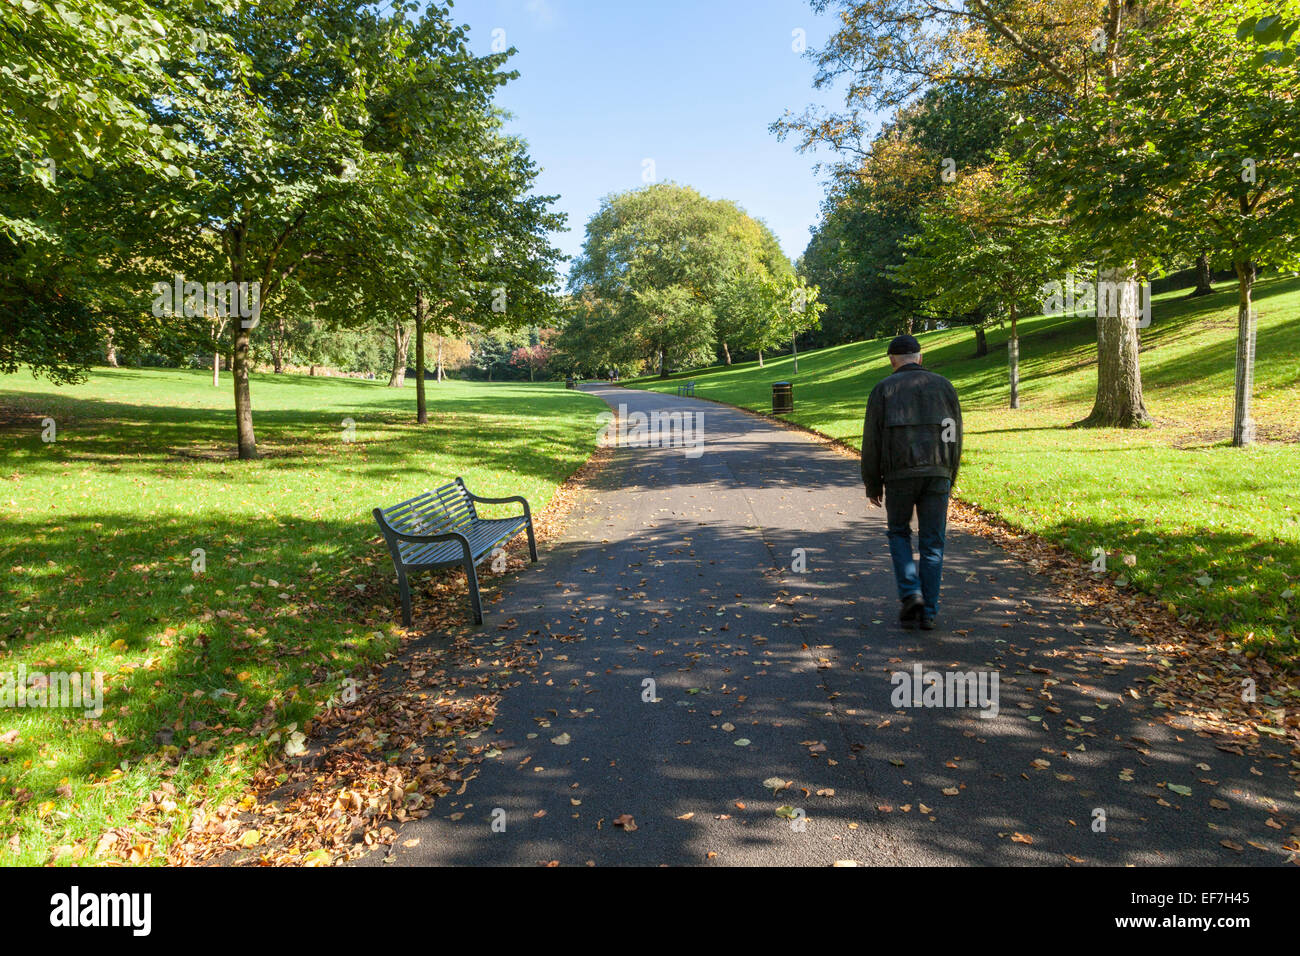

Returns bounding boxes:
[860,334,962,630]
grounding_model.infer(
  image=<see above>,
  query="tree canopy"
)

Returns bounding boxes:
[563,182,819,376]
[1,0,565,456]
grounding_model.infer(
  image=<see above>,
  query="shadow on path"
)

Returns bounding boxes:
[361,386,1298,867]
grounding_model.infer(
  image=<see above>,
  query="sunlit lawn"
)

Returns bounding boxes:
[0,368,605,864]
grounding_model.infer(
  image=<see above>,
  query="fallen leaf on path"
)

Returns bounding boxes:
[762,776,791,794]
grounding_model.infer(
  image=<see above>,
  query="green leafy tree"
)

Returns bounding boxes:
[798,84,1018,347]
[0,0,211,384]
[569,184,726,377]
[893,162,1071,408]
[0,0,199,183]
[1044,7,1300,444]
[570,183,796,377]
[146,1,543,455]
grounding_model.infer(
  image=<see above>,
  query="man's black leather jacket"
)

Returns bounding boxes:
[860,363,962,498]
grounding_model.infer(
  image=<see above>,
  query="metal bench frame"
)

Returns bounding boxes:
[372,477,537,626]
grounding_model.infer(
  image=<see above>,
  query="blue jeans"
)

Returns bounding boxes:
[885,476,951,618]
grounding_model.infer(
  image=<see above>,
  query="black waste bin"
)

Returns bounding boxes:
[772,381,793,415]
[565,376,575,389]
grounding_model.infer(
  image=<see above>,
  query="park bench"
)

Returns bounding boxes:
[676,381,695,397]
[372,478,537,626]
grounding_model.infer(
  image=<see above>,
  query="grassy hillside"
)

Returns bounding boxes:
[0,369,605,864]
[631,276,1300,662]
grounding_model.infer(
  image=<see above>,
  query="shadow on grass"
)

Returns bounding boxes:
[1027,513,1298,657]
[0,388,603,484]
[0,505,525,825]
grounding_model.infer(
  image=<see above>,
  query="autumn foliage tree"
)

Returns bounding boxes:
[509,343,554,381]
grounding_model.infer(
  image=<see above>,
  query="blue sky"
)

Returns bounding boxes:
[451,0,873,276]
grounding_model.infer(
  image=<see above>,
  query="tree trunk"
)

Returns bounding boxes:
[212,352,220,387]
[1080,263,1150,427]
[232,322,258,459]
[791,333,798,374]
[974,325,988,357]
[105,328,118,367]
[658,347,668,379]
[272,316,284,373]
[436,335,444,382]
[1008,303,1020,410]
[1232,260,1257,447]
[757,349,764,368]
[415,290,427,425]
[1190,251,1215,297]
[722,342,732,365]
[388,319,409,387]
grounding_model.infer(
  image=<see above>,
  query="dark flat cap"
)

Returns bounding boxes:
[887,334,921,355]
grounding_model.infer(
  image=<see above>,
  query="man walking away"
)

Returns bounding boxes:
[861,334,962,631]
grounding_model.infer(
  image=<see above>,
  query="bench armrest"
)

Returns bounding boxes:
[458,480,532,518]
[373,508,472,550]
[467,493,528,507]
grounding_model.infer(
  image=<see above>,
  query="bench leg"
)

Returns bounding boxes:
[465,559,484,625]
[525,519,538,563]
[397,569,413,627]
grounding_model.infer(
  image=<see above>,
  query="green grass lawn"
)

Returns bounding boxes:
[632,276,1300,663]
[0,368,605,864]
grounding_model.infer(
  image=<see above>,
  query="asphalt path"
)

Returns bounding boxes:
[362,384,1297,866]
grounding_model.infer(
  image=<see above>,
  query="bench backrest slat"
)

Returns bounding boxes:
[378,481,476,536]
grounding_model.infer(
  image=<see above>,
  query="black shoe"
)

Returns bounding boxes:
[899,594,925,628]
[919,613,936,631]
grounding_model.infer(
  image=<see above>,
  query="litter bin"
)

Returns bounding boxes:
[772,381,793,415]
[565,376,575,390]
